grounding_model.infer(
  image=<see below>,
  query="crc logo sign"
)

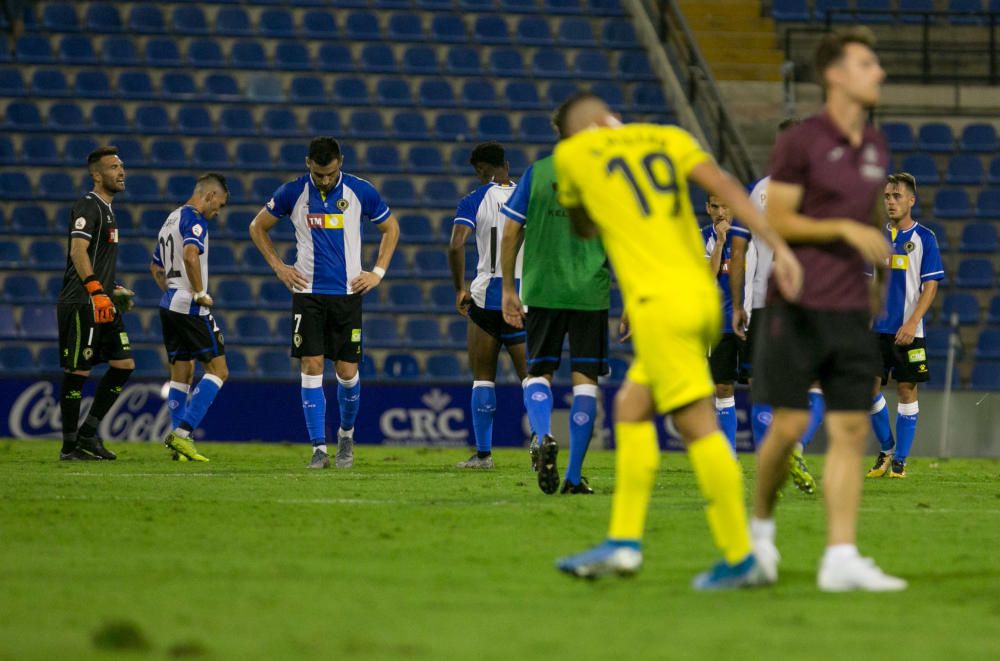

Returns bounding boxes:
[8,381,172,441]
[379,388,467,446]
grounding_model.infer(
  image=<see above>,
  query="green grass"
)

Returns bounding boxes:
[1,440,998,660]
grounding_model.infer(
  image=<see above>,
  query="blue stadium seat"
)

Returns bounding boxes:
[423,181,461,209]
[47,102,87,132]
[408,147,447,175]
[815,0,853,21]
[257,351,295,378]
[74,70,111,99]
[21,305,59,342]
[0,346,34,373]
[610,288,624,315]
[923,221,949,251]
[0,173,32,200]
[263,109,300,137]
[225,349,252,379]
[86,4,123,32]
[366,317,401,348]
[231,40,266,69]
[502,0,543,11]
[348,110,387,139]
[918,123,954,152]
[923,326,952,360]
[388,12,426,41]
[533,49,570,77]
[506,147,529,175]
[278,141,309,169]
[131,277,162,307]
[944,154,982,185]
[0,68,25,96]
[91,104,129,133]
[31,69,69,97]
[376,78,412,106]
[401,213,438,241]
[359,44,395,73]
[28,241,63,269]
[206,74,240,100]
[216,7,251,36]
[234,141,269,170]
[607,356,629,383]
[420,79,457,107]
[258,281,291,310]
[603,19,639,48]
[260,8,295,38]
[383,353,420,379]
[209,245,239,275]
[4,275,41,303]
[950,0,987,25]
[444,318,466,346]
[462,80,496,108]
[302,10,338,39]
[490,48,526,76]
[131,349,164,377]
[960,223,998,253]
[138,208,167,237]
[118,244,153,273]
[521,114,555,142]
[16,36,54,63]
[43,3,80,32]
[128,4,165,33]
[545,0,583,15]
[619,52,655,80]
[22,136,59,166]
[0,137,11,166]
[771,0,810,20]
[177,106,213,135]
[191,141,229,169]
[215,107,253,137]
[447,46,482,75]
[987,294,1000,325]
[0,305,17,339]
[543,80,574,107]
[460,0,495,9]
[403,46,438,74]
[426,353,462,380]
[118,71,155,100]
[382,179,420,207]
[961,123,998,153]
[899,0,936,23]
[234,314,274,344]
[575,51,613,78]
[388,283,425,311]
[517,17,554,45]
[558,17,597,46]
[145,38,182,67]
[633,83,667,112]
[413,249,450,277]
[882,122,915,152]
[188,39,225,68]
[971,362,1000,390]
[102,37,140,66]
[346,11,381,40]
[333,77,369,105]
[275,42,311,71]
[900,154,939,185]
[60,137,96,167]
[478,113,515,141]
[251,178,284,206]
[407,318,444,348]
[124,174,159,202]
[317,44,355,72]
[475,15,511,44]
[290,76,326,104]
[393,112,431,141]
[505,80,543,110]
[58,35,97,65]
[933,189,972,219]
[366,145,403,173]
[10,206,48,234]
[956,258,995,288]
[975,328,1000,360]
[358,353,377,380]
[38,173,77,201]
[122,315,151,343]
[429,284,454,312]
[151,139,187,167]
[976,189,1000,219]
[432,15,467,43]
[171,6,207,34]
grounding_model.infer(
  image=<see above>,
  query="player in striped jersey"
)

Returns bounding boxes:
[153,174,230,463]
[867,172,943,478]
[448,142,527,469]
[249,137,400,470]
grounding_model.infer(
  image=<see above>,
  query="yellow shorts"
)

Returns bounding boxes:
[625,294,720,414]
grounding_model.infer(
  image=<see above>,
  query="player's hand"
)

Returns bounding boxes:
[455,290,472,317]
[92,293,115,323]
[844,224,892,265]
[350,271,382,295]
[618,312,632,343]
[732,307,748,340]
[716,220,731,238]
[275,263,308,292]
[771,244,803,303]
[194,292,214,308]
[895,320,918,346]
[111,284,135,312]
[502,288,525,329]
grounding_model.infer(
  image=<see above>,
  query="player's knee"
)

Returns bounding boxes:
[206,361,229,382]
[769,411,810,444]
[300,355,324,376]
[897,382,917,402]
[715,383,734,398]
[335,361,358,381]
[113,359,135,371]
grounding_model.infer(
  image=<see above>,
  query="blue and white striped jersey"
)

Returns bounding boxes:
[454,182,521,310]
[703,222,750,334]
[873,222,944,337]
[153,205,210,316]
[266,172,391,296]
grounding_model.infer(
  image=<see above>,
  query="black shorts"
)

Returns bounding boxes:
[525,306,609,379]
[160,309,226,364]
[752,300,877,412]
[741,308,765,379]
[57,302,132,371]
[291,293,363,363]
[709,333,745,384]
[877,333,930,385]
[468,302,526,347]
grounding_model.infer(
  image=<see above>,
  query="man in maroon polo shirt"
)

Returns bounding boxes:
[748,27,906,592]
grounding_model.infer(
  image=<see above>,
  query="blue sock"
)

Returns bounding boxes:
[800,389,826,448]
[179,374,223,431]
[565,385,598,484]
[523,377,552,438]
[167,381,189,428]
[894,401,919,463]
[870,393,895,453]
[751,402,772,446]
[336,373,361,432]
[716,396,737,451]
[301,373,326,446]
[471,381,496,454]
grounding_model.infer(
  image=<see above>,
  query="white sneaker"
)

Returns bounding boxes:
[335,430,354,469]
[753,538,780,584]
[818,555,907,592]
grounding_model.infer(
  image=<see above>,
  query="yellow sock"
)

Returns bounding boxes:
[608,421,661,541]
[687,431,752,564]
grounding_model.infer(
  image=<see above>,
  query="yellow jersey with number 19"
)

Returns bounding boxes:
[553,123,716,308]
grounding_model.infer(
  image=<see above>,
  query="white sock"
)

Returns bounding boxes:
[823,544,859,564]
[313,443,328,454]
[174,428,191,439]
[339,427,354,438]
[750,517,776,543]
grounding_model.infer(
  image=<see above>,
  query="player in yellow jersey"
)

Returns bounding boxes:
[551,93,802,589]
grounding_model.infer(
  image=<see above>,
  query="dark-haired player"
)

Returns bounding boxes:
[57,146,134,460]
[249,137,400,469]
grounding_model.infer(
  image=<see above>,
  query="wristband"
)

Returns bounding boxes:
[194,290,208,300]
[83,275,103,296]
[372,266,386,279]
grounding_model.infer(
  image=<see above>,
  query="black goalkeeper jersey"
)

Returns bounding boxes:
[59,192,120,306]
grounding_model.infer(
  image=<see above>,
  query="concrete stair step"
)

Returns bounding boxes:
[708,63,783,81]
[699,45,785,65]
[692,31,779,50]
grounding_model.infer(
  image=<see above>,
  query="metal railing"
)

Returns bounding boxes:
[637,0,759,183]
[782,9,1000,85]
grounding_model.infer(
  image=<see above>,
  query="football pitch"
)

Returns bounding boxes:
[1,440,998,660]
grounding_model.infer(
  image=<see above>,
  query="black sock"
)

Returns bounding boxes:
[477,451,492,459]
[60,373,89,452]
[78,367,133,438]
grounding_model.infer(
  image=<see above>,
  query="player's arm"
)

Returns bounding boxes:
[182,244,213,307]
[567,207,597,239]
[896,280,938,346]
[447,223,473,317]
[150,261,167,292]
[68,207,115,323]
[729,234,749,338]
[689,161,802,302]
[249,208,308,292]
[708,233,725,275]
[351,213,400,295]
[500,218,525,328]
